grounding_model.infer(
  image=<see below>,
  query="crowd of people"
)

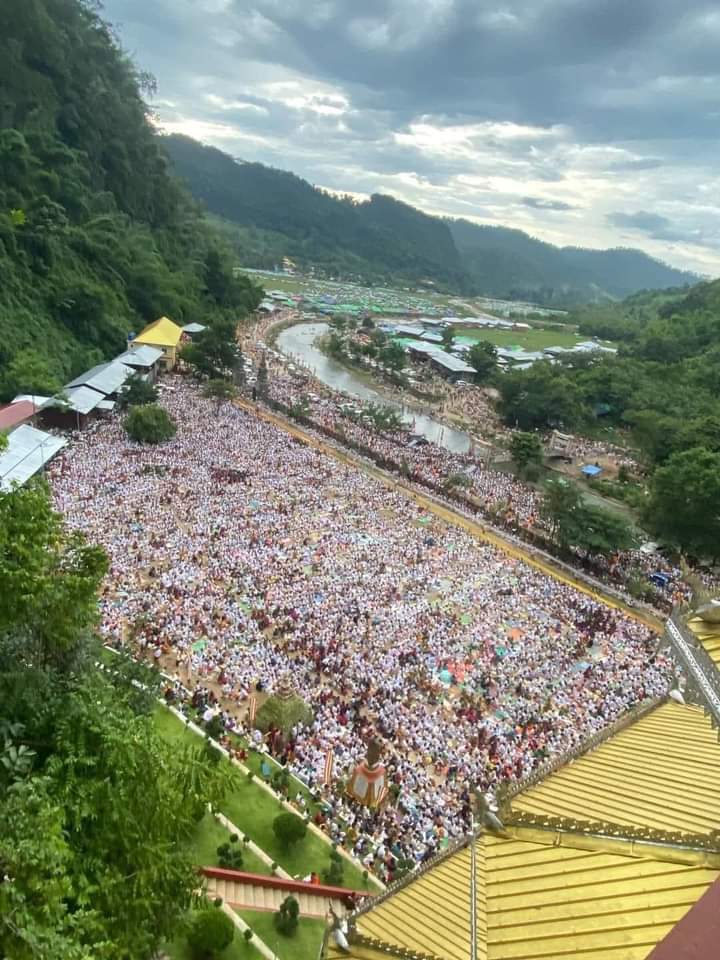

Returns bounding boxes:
[50,378,672,879]
[245,314,691,606]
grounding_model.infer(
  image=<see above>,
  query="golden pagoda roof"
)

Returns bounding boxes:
[514,701,720,836]
[134,316,183,348]
[686,613,720,669]
[326,700,720,960]
[329,829,719,960]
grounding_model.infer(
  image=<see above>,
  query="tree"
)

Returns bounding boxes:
[441,326,454,349]
[323,848,345,885]
[256,353,269,399]
[468,340,498,381]
[272,812,307,849]
[380,342,406,372]
[232,349,246,389]
[255,691,312,735]
[216,836,243,870]
[0,431,7,452]
[509,431,543,479]
[645,447,720,558]
[124,404,177,444]
[498,362,583,430]
[202,378,237,415]
[0,481,108,673]
[541,480,636,556]
[181,319,239,380]
[274,895,300,936]
[187,907,235,960]
[1,348,61,400]
[118,374,158,409]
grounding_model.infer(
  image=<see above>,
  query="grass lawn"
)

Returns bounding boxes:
[163,921,264,960]
[189,813,271,876]
[220,778,369,891]
[452,325,584,351]
[153,706,373,892]
[237,910,326,960]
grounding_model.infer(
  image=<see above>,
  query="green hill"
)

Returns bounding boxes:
[0,0,261,401]
[162,134,699,304]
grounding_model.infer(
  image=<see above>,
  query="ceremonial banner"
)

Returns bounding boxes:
[248,695,257,727]
[324,748,334,785]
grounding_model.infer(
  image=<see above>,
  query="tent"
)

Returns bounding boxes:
[581,464,603,478]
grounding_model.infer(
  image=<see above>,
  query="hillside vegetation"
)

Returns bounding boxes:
[0,0,261,402]
[163,134,697,304]
[497,279,720,557]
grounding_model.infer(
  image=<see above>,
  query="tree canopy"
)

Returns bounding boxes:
[124,404,177,444]
[0,481,234,958]
[0,0,261,403]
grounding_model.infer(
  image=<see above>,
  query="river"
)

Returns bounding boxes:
[276,322,473,454]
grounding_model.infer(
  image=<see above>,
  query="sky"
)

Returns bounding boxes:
[103,0,720,275]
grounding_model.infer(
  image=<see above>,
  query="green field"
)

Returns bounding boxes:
[237,911,326,960]
[453,326,585,351]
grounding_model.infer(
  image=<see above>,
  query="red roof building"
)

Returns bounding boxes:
[0,400,36,433]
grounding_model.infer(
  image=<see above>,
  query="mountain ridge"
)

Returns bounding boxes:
[162,133,698,304]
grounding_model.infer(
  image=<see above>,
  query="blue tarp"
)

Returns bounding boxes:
[581,464,603,477]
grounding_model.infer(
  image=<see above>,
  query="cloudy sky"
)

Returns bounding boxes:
[104,0,720,274]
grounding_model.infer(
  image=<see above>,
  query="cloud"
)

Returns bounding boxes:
[522,197,575,211]
[102,0,720,274]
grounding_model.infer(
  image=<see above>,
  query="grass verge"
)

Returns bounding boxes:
[237,910,326,960]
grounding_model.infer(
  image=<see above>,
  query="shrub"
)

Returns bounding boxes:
[274,895,300,936]
[272,812,307,849]
[205,714,224,740]
[323,849,344,885]
[243,929,253,943]
[187,907,235,959]
[123,403,176,444]
[217,839,243,870]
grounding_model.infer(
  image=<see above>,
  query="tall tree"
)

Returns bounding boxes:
[467,340,498,381]
[644,447,720,558]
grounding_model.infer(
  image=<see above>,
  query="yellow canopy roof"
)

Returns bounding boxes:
[330,831,718,960]
[133,316,183,348]
[514,702,720,836]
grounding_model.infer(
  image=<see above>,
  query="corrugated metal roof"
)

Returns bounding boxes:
[115,345,164,367]
[0,424,67,490]
[430,352,476,373]
[133,316,183,348]
[50,386,106,415]
[182,322,206,333]
[66,361,133,396]
[515,702,720,835]
[12,394,53,408]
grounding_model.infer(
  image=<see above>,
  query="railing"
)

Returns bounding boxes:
[666,611,720,731]
[200,867,367,906]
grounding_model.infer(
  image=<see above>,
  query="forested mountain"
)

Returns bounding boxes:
[163,134,698,303]
[447,220,697,302]
[163,134,467,290]
[0,0,260,402]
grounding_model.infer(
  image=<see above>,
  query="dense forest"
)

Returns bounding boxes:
[163,134,697,304]
[0,0,261,402]
[496,279,720,557]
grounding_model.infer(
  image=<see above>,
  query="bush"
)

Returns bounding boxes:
[123,403,176,444]
[243,929,253,943]
[272,812,307,849]
[323,849,344,886]
[274,895,300,936]
[118,373,158,408]
[187,907,235,959]
[205,714,224,740]
[217,838,243,870]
